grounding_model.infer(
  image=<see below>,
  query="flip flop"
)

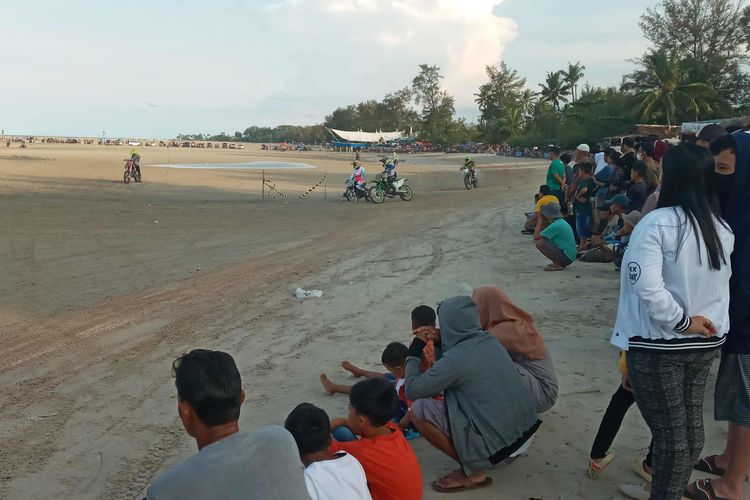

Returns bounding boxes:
[431,477,493,494]
[588,453,616,479]
[695,455,726,476]
[543,264,565,272]
[694,455,748,481]
[685,479,731,500]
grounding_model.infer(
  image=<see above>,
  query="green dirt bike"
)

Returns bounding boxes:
[368,173,413,204]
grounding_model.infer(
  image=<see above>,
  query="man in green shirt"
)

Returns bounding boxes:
[534,202,576,271]
[546,148,566,192]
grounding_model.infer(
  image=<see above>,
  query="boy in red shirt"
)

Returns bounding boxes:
[330,378,423,500]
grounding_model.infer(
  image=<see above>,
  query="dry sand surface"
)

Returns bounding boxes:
[0,144,744,499]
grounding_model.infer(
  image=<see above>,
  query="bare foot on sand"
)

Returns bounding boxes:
[341,361,362,377]
[320,373,336,395]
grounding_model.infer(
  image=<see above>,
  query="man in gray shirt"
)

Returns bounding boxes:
[146,349,310,500]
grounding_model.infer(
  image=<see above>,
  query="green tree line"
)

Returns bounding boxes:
[180,0,749,148]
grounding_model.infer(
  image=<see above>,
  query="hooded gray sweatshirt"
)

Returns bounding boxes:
[405,296,540,474]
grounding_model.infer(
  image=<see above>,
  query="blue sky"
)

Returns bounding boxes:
[0,0,654,137]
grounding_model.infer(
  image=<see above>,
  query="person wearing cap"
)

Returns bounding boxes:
[565,144,591,204]
[533,202,576,271]
[688,131,750,500]
[696,124,728,150]
[523,185,559,233]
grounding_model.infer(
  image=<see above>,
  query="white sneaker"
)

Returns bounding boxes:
[620,482,650,500]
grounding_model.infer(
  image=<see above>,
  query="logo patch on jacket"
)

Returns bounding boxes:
[628,262,641,285]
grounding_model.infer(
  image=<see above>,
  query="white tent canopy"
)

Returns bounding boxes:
[328,128,403,143]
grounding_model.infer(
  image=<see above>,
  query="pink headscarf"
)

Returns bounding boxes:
[472,286,547,360]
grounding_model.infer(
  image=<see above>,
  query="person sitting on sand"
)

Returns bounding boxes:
[329,378,423,500]
[523,185,559,234]
[472,286,558,413]
[320,305,438,436]
[405,296,541,494]
[146,350,309,500]
[533,202,576,271]
[285,403,371,500]
[320,342,417,437]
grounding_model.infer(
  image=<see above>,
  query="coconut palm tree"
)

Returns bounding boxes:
[562,61,586,102]
[539,71,571,111]
[518,89,538,118]
[623,50,724,126]
[500,107,525,139]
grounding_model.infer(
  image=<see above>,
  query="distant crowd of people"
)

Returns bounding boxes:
[522,124,749,500]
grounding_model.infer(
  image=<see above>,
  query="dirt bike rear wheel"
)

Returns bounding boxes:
[369,186,385,204]
[464,176,473,190]
[124,171,130,184]
[399,185,414,201]
[135,171,142,183]
[472,177,478,188]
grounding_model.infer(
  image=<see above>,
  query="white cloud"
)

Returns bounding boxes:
[0,0,517,136]
[263,0,517,108]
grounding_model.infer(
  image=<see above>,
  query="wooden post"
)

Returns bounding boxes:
[324,155,327,201]
[262,170,265,200]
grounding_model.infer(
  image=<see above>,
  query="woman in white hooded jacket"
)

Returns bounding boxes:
[610,143,734,500]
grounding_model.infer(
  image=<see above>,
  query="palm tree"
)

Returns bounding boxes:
[539,71,571,111]
[562,61,586,101]
[500,107,525,139]
[623,50,724,126]
[518,89,538,118]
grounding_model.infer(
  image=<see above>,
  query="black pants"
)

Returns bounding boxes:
[590,383,653,467]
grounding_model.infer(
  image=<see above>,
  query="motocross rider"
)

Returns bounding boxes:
[462,155,477,177]
[381,157,398,193]
[349,160,366,193]
[130,148,142,181]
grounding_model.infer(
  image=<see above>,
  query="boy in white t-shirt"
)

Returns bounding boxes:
[285,403,372,500]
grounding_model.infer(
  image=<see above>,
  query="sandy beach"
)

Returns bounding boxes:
[0,144,742,499]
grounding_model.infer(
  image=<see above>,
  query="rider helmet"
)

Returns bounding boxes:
[131,148,137,157]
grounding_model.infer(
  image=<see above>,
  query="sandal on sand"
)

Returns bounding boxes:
[695,455,726,476]
[431,477,493,494]
[588,453,615,479]
[543,264,565,272]
[632,457,652,483]
[685,479,731,500]
[694,455,748,481]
